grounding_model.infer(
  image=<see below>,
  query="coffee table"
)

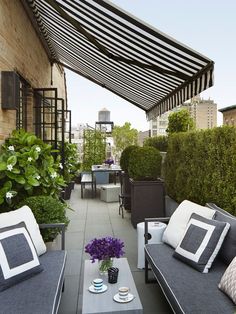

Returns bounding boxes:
[82,258,143,314]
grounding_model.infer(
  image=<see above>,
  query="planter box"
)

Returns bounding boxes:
[61,185,72,200]
[165,195,179,217]
[130,178,165,228]
[121,172,131,211]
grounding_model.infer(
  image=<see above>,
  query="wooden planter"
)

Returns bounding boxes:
[130,178,165,228]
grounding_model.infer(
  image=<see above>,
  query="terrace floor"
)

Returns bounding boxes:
[58,184,172,314]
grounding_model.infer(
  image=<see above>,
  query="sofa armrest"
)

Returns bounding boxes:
[39,223,65,250]
[144,217,170,244]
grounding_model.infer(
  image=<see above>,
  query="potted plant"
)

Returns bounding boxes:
[119,145,138,210]
[85,236,125,274]
[60,142,80,200]
[0,129,65,212]
[19,195,69,243]
[128,146,165,227]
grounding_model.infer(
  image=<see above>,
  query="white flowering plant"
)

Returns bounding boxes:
[0,129,65,211]
[59,142,80,184]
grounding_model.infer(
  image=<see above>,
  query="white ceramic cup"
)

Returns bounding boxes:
[92,278,103,291]
[118,287,129,300]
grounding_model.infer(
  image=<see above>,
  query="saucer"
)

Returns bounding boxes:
[113,293,134,303]
[88,284,108,294]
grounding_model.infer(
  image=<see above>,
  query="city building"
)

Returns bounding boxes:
[138,130,150,146]
[218,105,236,126]
[149,96,217,136]
[149,111,172,137]
[183,96,217,129]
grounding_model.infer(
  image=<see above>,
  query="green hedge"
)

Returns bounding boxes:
[143,135,168,152]
[163,126,236,215]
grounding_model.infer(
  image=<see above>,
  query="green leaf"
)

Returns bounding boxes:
[0,162,7,171]
[15,176,26,184]
[0,197,4,205]
[26,135,37,145]
[6,172,17,180]
[32,151,39,160]
[12,168,21,174]
[3,181,12,189]
[27,177,40,186]
[7,155,17,166]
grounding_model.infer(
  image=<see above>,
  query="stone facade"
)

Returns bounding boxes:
[0,0,67,144]
[219,105,236,126]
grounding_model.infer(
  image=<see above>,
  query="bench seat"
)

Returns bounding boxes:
[0,250,67,314]
[81,173,96,198]
[145,243,234,314]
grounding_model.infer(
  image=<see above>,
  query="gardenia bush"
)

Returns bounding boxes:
[0,129,65,211]
[60,142,80,184]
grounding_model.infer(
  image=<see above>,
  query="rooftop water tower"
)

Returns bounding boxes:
[96,107,114,133]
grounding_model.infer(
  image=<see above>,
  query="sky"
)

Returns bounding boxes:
[66,0,236,131]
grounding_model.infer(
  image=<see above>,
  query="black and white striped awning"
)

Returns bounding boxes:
[22,0,214,119]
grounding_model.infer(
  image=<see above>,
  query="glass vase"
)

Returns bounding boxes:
[98,258,113,275]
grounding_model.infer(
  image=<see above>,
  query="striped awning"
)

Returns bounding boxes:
[22,0,214,119]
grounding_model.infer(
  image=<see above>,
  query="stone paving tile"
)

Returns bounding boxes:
[65,250,83,276]
[58,183,170,314]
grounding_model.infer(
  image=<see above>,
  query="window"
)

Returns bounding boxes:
[16,77,30,130]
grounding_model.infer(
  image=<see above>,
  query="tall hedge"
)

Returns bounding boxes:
[143,135,168,152]
[163,126,236,215]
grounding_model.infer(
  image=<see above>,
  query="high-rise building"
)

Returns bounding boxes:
[149,107,180,137]
[149,96,217,136]
[183,96,217,129]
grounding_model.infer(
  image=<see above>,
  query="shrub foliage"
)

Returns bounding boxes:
[120,145,138,172]
[163,126,236,215]
[128,146,162,181]
[19,196,69,242]
[144,135,168,152]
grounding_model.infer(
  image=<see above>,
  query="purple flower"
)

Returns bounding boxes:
[85,237,125,262]
[105,158,114,165]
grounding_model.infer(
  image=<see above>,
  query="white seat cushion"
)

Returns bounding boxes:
[0,206,46,256]
[162,200,215,248]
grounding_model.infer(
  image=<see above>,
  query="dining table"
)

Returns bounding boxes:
[91,164,122,197]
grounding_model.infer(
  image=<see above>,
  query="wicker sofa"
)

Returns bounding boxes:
[0,206,66,314]
[144,201,235,314]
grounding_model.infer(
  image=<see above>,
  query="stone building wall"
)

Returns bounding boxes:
[0,0,67,144]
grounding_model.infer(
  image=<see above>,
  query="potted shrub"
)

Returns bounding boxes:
[0,129,65,212]
[19,195,69,242]
[128,146,165,227]
[60,142,80,200]
[119,145,138,210]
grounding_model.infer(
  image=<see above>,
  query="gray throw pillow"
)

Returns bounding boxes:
[214,210,236,265]
[218,256,236,304]
[0,222,43,291]
[173,213,230,273]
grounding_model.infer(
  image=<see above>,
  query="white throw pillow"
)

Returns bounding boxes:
[0,206,46,256]
[162,200,215,248]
